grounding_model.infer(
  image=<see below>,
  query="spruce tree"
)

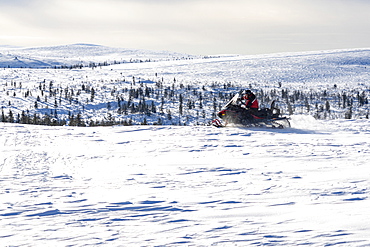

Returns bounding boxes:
[179,94,183,115]
[1,109,6,122]
[8,110,14,123]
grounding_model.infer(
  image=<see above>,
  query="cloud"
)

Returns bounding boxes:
[0,0,370,54]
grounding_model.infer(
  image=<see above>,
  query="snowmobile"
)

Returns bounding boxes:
[211,92,290,128]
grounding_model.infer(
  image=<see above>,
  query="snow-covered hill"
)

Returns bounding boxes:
[0,45,369,126]
[0,43,199,68]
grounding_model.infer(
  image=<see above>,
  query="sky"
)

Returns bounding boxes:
[0,0,369,55]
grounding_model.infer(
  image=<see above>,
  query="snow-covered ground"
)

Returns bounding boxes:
[1,115,370,246]
[1,44,370,246]
[0,44,198,68]
[1,45,370,126]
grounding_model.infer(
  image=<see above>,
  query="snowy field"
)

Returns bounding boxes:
[1,116,370,246]
[1,45,370,125]
[1,44,370,246]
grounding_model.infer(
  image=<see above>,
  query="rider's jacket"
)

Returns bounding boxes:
[243,93,259,109]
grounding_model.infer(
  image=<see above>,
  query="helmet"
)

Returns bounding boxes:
[245,90,252,94]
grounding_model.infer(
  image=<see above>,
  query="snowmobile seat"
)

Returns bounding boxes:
[255,108,273,118]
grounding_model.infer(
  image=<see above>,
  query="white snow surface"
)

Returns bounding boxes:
[0,44,198,68]
[1,116,370,246]
[1,45,370,125]
[1,44,370,246]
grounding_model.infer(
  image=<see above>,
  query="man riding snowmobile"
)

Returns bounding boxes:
[241,89,258,111]
[212,89,290,128]
[240,89,259,118]
[237,89,259,121]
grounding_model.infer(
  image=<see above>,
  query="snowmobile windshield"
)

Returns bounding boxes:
[223,93,240,109]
